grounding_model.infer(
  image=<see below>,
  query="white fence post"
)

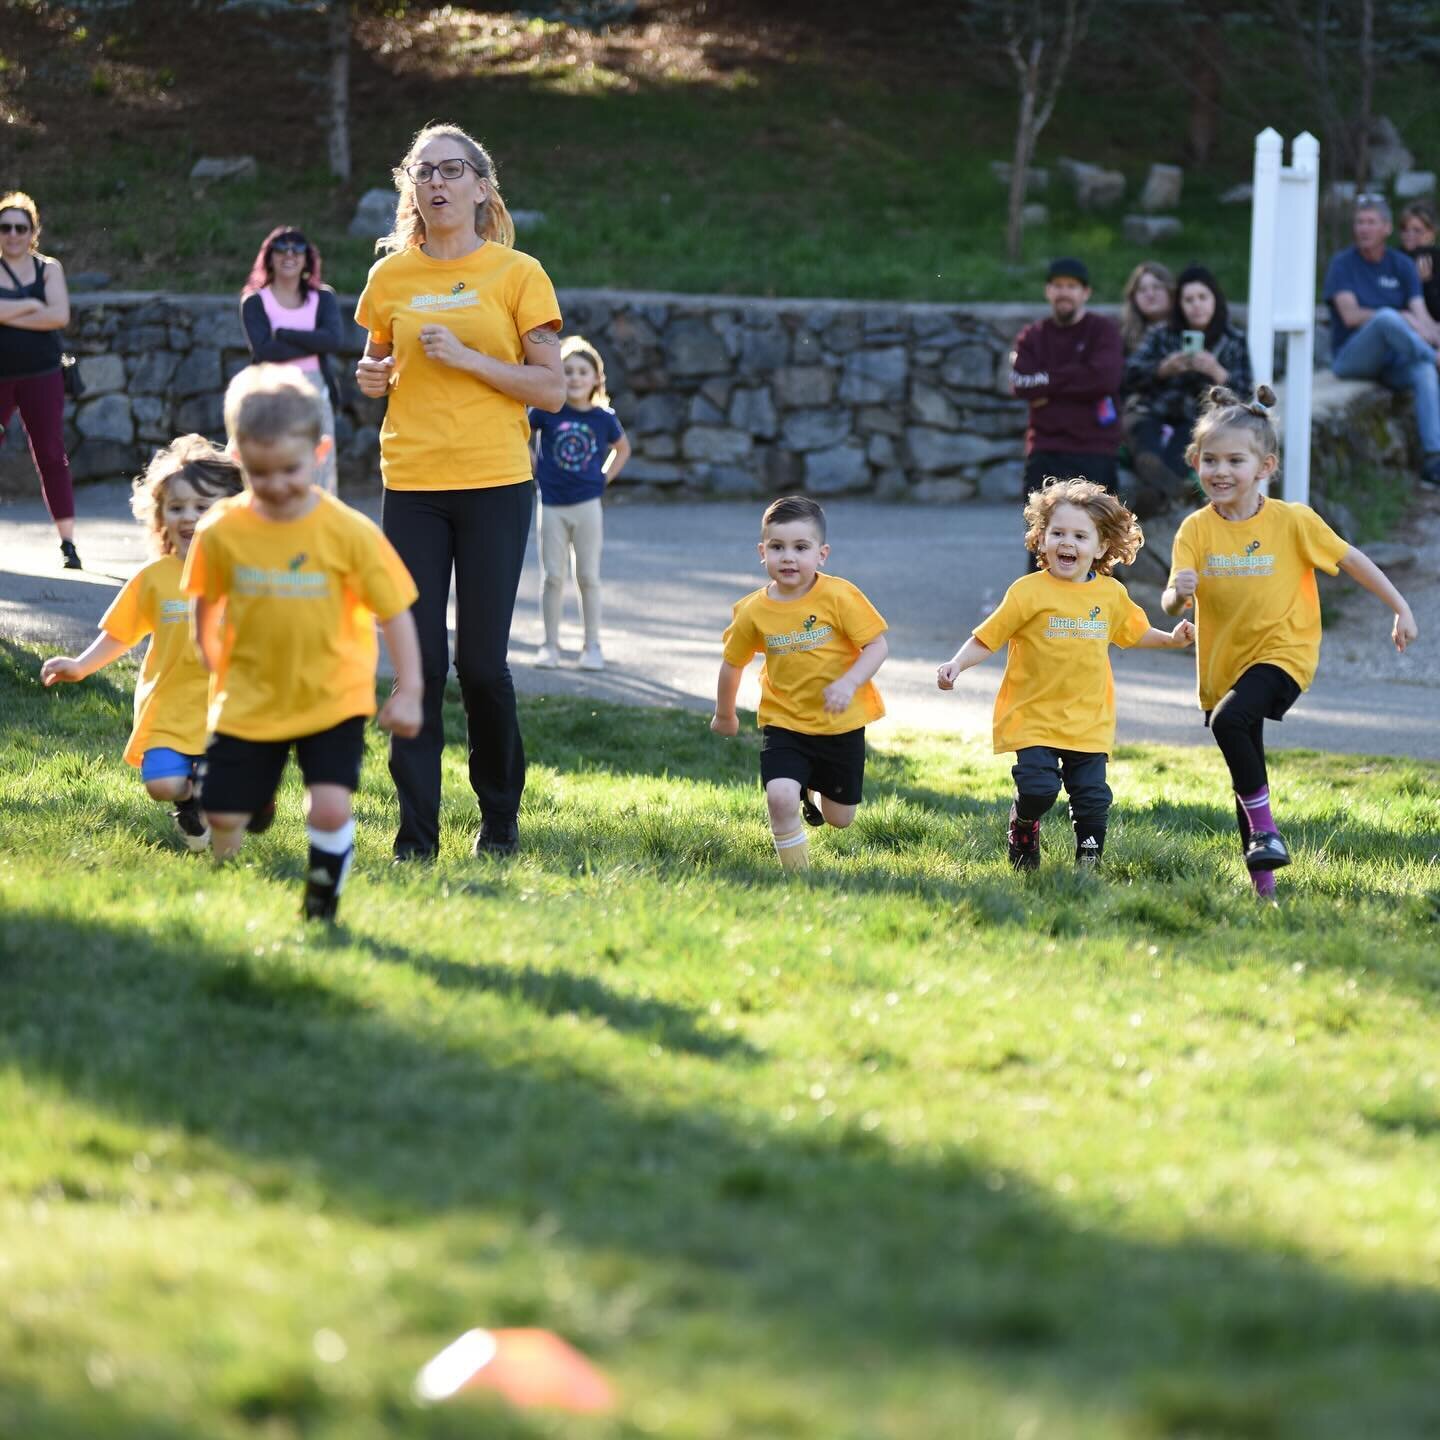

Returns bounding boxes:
[1247,128,1320,505]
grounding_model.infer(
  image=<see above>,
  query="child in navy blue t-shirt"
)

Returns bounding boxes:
[529,335,630,671]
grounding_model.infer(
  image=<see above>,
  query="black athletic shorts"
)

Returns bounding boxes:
[759,725,867,806]
[199,716,368,815]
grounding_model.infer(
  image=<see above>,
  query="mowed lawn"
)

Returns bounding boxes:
[2,636,1439,1440]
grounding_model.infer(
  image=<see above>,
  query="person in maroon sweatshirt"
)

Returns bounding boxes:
[1009,258,1124,570]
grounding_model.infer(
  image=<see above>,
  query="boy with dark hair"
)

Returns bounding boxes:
[711,496,889,873]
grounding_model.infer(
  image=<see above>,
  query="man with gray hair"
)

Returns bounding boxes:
[1324,193,1440,487]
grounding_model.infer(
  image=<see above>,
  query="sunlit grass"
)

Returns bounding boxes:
[2,636,1439,1439]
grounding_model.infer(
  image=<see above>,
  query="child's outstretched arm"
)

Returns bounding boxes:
[376,609,424,738]
[1135,619,1195,649]
[711,661,743,736]
[936,636,992,690]
[1337,547,1419,652]
[823,635,888,714]
[40,633,131,687]
[602,433,631,483]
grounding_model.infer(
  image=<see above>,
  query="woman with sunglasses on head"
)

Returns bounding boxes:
[240,227,344,493]
[0,191,78,568]
[355,123,564,863]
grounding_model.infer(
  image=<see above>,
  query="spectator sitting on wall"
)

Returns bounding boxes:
[1398,201,1440,323]
[1324,194,1440,489]
[1121,264,1252,518]
[1009,257,1124,571]
[1119,261,1175,355]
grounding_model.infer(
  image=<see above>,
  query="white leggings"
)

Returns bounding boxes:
[538,497,603,646]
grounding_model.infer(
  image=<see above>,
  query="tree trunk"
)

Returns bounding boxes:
[1006,43,1040,263]
[1355,0,1374,189]
[327,1,351,182]
[1184,26,1223,165]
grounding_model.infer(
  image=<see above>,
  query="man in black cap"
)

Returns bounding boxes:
[1009,258,1124,567]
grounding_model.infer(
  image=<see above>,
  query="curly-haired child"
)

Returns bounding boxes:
[1163,385,1416,897]
[40,434,244,850]
[937,477,1194,870]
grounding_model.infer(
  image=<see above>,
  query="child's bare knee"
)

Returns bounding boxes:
[765,779,801,822]
[823,803,857,829]
[305,788,352,832]
[145,776,188,803]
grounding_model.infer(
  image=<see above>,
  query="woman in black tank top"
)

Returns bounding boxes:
[0,191,78,568]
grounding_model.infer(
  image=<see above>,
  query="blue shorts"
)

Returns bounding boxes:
[140,747,201,782]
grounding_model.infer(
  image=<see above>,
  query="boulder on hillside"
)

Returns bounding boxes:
[1139,163,1183,212]
[1395,170,1436,200]
[348,188,399,239]
[1366,115,1414,183]
[1123,215,1182,245]
[990,162,1050,195]
[189,156,257,187]
[1059,158,1125,209]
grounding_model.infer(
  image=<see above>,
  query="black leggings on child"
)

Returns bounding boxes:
[1208,663,1301,795]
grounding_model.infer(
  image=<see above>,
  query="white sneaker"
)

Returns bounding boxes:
[578,644,605,672]
[534,643,561,669]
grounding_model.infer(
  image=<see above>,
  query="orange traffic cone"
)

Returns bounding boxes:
[415,1327,616,1414]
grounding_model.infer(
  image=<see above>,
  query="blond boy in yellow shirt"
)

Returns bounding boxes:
[184,365,423,922]
[712,496,890,872]
[938,478,1194,870]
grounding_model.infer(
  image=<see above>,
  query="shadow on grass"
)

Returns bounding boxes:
[4,903,1440,1437]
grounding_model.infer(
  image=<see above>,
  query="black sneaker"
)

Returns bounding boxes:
[473,815,519,858]
[59,539,81,570]
[171,794,210,853]
[1007,807,1041,872]
[1244,831,1291,872]
[246,801,277,835]
[302,872,340,923]
[800,789,824,827]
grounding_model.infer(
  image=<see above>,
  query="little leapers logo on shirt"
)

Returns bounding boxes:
[1203,540,1275,577]
[410,287,480,312]
[1045,607,1108,638]
[160,599,189,624]
[766,614,833,653]
[234,559,328,598]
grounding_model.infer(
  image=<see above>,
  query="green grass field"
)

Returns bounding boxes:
[2,636,1440,1439]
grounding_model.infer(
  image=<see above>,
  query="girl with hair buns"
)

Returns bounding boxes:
[355,122,565,862]
[0,190,77,568]
[1163,386,1417,898]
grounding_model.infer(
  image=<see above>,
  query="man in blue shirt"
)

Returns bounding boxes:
[1324,194,1440,486]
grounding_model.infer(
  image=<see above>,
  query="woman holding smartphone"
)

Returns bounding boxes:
[1122,264,1252,515]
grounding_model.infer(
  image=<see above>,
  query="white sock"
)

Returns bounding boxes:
[307,818,356,894]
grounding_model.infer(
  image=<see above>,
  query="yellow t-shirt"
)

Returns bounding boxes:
[183,491,419,742]
[100,554,209,767]
[355,243,562,492]
[1169,498,1349,710]
[722,573,887,735]
[974,571,1151,755]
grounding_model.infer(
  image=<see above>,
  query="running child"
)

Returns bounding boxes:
[39,434,244,851]
[529,335,630,671]
[937,477,1194,870]
[1162,385,1416,896]
[185,364,423,922]
[712,496,889,873]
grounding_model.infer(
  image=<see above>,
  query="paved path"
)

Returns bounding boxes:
[3,486,1437,759]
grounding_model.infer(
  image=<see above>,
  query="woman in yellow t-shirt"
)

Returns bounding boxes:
[1163,386,1417,897]
[355,123,565,862]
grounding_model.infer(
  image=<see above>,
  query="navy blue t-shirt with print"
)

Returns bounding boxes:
[1322,245,1422,356]
[529,403,624,506]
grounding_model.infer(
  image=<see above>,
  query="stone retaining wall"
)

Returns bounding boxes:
[0,289,1422,512]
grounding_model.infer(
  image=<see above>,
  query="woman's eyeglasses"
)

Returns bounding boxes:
[271,239,308,255]
[0,222,33,235]
[405,158,478,185]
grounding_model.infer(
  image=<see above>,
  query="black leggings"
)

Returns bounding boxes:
[381,482,533,856]
[1208,663,1301,796]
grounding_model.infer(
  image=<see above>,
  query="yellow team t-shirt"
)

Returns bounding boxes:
[355,243,562,492]
[722,573,887,735]
[183,491,419,742]
[1168,498,1349,711]
[974,571,1151,755]
[100,553,209,767]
